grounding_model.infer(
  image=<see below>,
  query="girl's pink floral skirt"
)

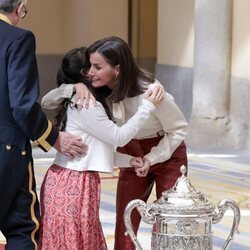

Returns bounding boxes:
[39,164,107,250]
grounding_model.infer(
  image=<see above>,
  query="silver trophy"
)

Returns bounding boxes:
[124,165,241,250]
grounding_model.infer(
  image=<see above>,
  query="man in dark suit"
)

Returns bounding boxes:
[0,1,88,249]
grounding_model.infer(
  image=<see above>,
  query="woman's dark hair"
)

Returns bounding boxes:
[87,36,154,103]
[55,47,112,131]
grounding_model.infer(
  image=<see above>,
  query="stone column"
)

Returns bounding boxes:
[188,0,233,150]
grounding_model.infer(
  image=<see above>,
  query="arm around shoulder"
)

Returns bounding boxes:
[41,84,75,109]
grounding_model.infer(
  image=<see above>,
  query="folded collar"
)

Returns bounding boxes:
[112,101,125,123]
[0,13,12,24]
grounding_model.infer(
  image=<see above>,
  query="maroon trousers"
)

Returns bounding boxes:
[114,137,188,250]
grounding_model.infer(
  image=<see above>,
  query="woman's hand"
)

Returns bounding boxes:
[144,85,164,107]
[129,157,143,168]
[72,83,97,109]
[135,158,151,177]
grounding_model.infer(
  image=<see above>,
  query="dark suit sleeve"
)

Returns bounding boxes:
[7,30,58,152]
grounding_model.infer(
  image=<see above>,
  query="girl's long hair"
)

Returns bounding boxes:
[55,47,112,131]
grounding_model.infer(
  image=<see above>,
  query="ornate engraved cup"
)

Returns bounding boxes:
[124,166,241,250]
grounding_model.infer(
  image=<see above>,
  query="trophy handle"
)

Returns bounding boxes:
[212,199,241,250]
[124,199,155,250]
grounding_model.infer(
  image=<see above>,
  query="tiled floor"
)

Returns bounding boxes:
[1,148,249,249]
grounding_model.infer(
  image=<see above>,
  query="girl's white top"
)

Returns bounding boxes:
[42,80,188,170]
[42,90,156,174]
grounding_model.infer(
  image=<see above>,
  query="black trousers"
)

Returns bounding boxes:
[0,143,40,250]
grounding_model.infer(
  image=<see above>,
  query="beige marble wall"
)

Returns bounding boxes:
[21,0,128,54]
[61,0,128,51]
[157,0,194,68]
[232,0,250,79]
[20,0,64,54]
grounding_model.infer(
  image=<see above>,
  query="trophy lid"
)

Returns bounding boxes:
[152,165,215,216]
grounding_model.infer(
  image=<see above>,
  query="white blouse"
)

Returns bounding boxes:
[42,93,156,174]
[41,80,188,167]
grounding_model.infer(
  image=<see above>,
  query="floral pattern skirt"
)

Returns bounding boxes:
[39,164,107,250]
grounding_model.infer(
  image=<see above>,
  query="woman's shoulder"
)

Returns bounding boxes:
[138,78,160,90]
[148,79,162,89]
[147,80,175,102]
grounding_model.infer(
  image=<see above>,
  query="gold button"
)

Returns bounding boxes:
[21,150,26,156]
[6,145,11,150]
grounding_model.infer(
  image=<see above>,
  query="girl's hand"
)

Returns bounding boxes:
[135,158,151,177]
[144,85,164,107]
[73,83,97,109]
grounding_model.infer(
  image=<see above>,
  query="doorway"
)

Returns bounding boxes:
[128,0,158,75]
